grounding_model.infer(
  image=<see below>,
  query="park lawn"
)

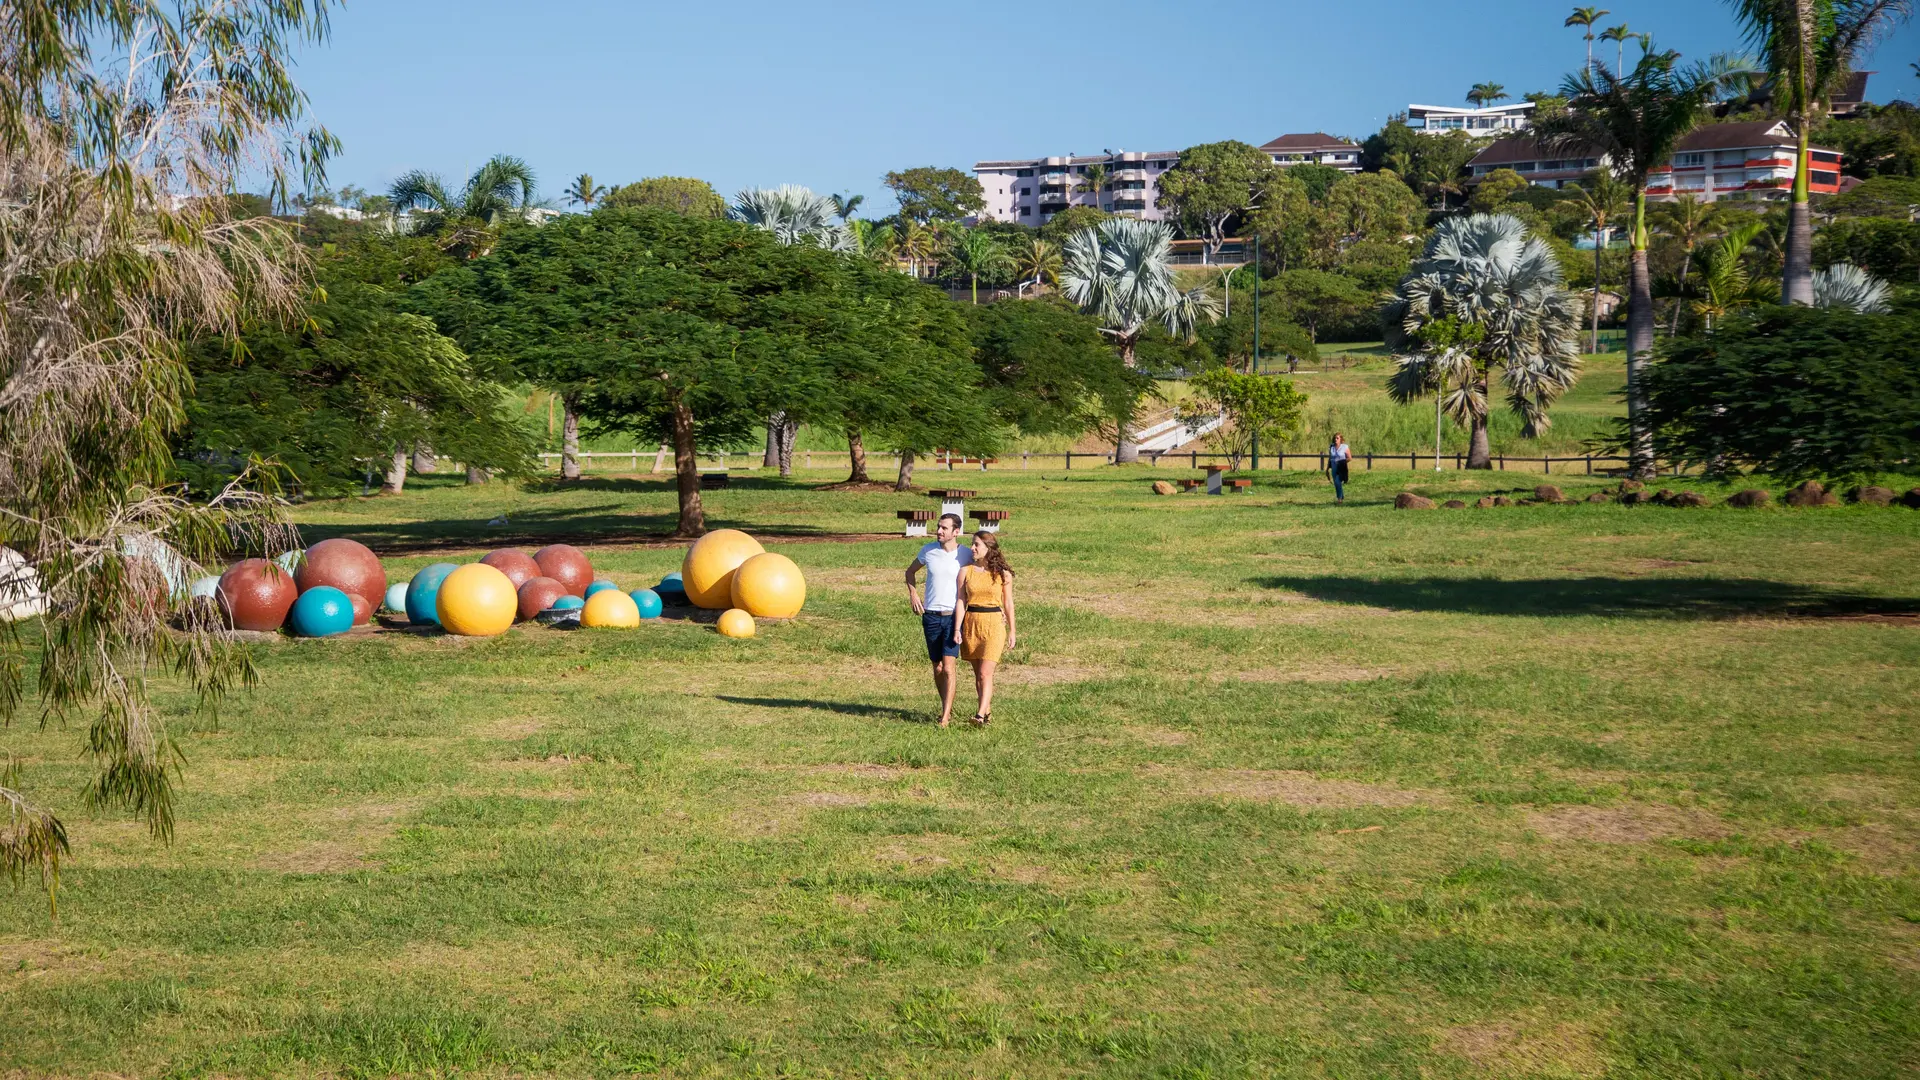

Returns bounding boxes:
[3,469,1918,1078]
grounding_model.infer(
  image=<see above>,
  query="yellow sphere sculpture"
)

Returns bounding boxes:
[730,552,806,618]
[681,529,764,609]
[717,608,756,639]
[435,563,517,637]
[581,588,640,628]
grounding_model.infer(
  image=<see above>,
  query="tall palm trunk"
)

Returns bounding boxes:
[1466,369,1493,468]
[1626,192,1657,479]
[1781,122,1815,305]
[670,394,704,537]
[1591,229,1604,352]
[777,420,796,477]
[561,394,582,480]
[763,413,782,468]
[1670,247,1694,336]
[1115,335,1141,464]
[383,445,407,494]
[895,449,916,491]
[846,428,870,483]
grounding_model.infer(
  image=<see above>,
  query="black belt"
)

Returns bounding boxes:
[966,606,1002,613]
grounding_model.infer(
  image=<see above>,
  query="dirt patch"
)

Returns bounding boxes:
[1156,767,1434,808]
[1220,664,1395,684]
[790,791,871,808]
[1437,1020,1606,1078]
[1124,726,1193,747]
[1000,663,1112,687]
[801,762,926,780]
[253,841,374,873]
[1527,804,1730,844]
[1636,558,1705,570]
[814,481,901,494]
[1824,821,1920,874]
[876,835,960,868]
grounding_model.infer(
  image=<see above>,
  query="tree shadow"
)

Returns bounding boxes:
[715,696,930,724]
[1250,575,1920,620]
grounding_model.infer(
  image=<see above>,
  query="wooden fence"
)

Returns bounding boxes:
[536,449,1684,477]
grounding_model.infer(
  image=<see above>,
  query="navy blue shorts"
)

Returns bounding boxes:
[922,610,959,663]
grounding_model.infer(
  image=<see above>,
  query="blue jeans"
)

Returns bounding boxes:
[1332,459,1348,500]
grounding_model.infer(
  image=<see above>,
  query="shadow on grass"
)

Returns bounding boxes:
[296,505,882,554]
[716,696,929,724]
[1251,575,1920,620]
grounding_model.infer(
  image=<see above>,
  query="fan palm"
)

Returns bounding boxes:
[729,185,856,251]
[1811,262,1893,312]
[1013,238,1063,291]
[1566,7,1612,69]
[1063,219,1221,461]
[830,193,865,222]
[1726,0,1914,305]
[1538,50,1713,477]
[1384,214,1585,467]
[388,154,538,258]
[1600,23,1633,75]
[943,227,1013,303]
[1467,82,1509,108]
[565,173,606,210]
[1653,192,1718,333]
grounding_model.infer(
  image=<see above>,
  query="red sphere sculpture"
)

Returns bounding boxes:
[480,549,542,589]
[347,591,372,626]
[295,538,387,603]
[218,558,298,631]
[517,576,569,620]
[533,544,593,597]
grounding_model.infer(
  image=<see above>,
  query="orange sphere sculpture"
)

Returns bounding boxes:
[582,589,640,628]
[717,608,756,639]
[534,544,594,597]
[294,538,386,602]
[681,529,764,609]
[730,552,806,618]
[218,558,298,631]
[435,563,518,637]
[480,549,542,589]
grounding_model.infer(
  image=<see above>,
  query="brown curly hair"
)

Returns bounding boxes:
[970,531,1013,581]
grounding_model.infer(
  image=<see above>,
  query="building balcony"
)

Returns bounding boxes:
[1747,157,1792,168]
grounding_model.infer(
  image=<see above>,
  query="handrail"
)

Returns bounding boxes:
[533,450,1683,476]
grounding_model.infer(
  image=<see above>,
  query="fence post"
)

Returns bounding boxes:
[1544,457,1550,475]
[1367,452,1373,471]
[1065,452,1072,470]
[1410,452,1416,470]
[806,451,811,468]
[1586,456,1592,475]
[1499,455,1505,471]
[1023,451,1029,470]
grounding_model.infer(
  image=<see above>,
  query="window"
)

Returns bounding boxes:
[1016,168,1034,177]
[1514,162,1537,172]
[1019,206,1032,217]
[1020,187,1031,196]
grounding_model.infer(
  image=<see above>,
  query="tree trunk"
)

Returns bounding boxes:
[846,428,870,483]
[763,411,785,468]
[411,444,436,474]
[777,420,796,478]
[1466,411,1492,469]
[383,445,407,494]
[1670,248,1693,336]
[895,448,916,491]
[1591,230,1604,353]
[1115,336,1141,463]
[464,466,489,485]
[1782,123,1815,306]
[670,394,704,537]
[561,395,582,480]
[1626,233,1657,481]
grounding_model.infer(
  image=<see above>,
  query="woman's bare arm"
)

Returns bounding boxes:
[1003,572,1016,648]
[952,568,968,643]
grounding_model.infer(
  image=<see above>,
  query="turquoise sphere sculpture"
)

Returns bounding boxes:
[405,563,460,625]
[630,589,663,619]
[551,594,585,611]
[288,585,354,638]
[383,581,408,613]
[585,579,619,598]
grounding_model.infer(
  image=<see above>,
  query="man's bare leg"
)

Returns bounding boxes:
[934,657,958,727]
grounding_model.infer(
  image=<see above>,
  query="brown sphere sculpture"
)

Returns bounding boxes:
[480,549,542,589]
[517,576,569,621]
[347,591,372,626]
[295,538,387,603]
[533,544,593,597]
[218,558,298,631]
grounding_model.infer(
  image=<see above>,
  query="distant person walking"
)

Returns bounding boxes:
[952,532,1017,728]
[1329,433,1351,503]
[905,513,972,727]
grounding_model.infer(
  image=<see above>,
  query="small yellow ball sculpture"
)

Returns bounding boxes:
[717,608,756,639]
[730,552,806,619]
[681,529,765,609]
[435,563,517,637]
[581,588,640,628]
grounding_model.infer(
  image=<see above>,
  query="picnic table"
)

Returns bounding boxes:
[895,508,936,538]
[970,509,1011,534]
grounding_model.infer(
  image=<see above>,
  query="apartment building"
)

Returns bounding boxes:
[973,150,1180,224]
[1466,120,1843,202]
[1258,133,1362,171]
[1407,101,1534,135]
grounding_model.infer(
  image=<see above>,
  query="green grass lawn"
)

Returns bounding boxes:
[4,470,1918,1077]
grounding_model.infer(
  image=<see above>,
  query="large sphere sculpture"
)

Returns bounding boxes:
[189,574,221,601]
[347,592,372,625]
[405,563,460,626]
[295,538,386,602]
[681,530,764,609]
[218,558,297,631]
[582,589,640,628]
[383,582,408,614]
[436,564,518,637]
[534,544,594,597]
[717,608,756,639]
[585,579,619,598]
[517,576,568,621]
[551,594,584,611]
[630,589,663,620]
[480,549,542,589]
[731,552,806,619]
[288,585,354,638]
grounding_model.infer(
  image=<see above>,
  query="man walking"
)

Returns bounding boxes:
[905,513,972,727]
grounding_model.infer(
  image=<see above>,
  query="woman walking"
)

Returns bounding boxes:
[952,532,1017,727]
[1328,432,1352,504]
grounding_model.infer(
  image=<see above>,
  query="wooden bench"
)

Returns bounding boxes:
[699,472,730,490]
[1179,478,1204,492]
[1228,479,1253,493]
[896,509,936,538]
[970,509,1011,534]
[928,489,975,519]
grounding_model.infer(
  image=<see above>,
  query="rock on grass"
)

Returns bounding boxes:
[1728,489,1771,508]
[1847,485,1895,506]
[1784,480,1839,507]
[1395,493,1435,509]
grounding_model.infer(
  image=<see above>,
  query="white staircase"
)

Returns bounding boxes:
[1130,413,1224,453]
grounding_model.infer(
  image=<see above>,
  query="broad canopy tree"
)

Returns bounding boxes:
[1155,140,1280,259]
[884,167,986,225]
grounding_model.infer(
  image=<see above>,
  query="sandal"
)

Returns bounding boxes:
[970,712,990,728]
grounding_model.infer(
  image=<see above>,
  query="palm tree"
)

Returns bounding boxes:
[853,219,897,266]
[1077,163,1110,210]
[1705,52,1766,101]
[1012,238,1062,292]
[1568,170,1629,353]
[897,218,938,279]
[1811,262,1893,311]
[943,227,1013,303]
[388,154,538,259]
[729,185,855,250]
[1691,222,1775,330]
[1062,219,1221,462]
[1600,23,1633,75]
[1385,214,1585,466]
[1726,0,1915,305]
[1539,50,1714,477]
[1467,82,1509,108]
[1566,7,1612,69]
[1653,192,1718,333]
[830,193,864,222]
[565,173,606,210]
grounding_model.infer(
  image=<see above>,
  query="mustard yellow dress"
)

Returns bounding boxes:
[958,565,1008,663]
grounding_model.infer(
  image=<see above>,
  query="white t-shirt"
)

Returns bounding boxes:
[916,542,973,613]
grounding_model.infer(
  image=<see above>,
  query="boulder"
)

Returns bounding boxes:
[1151,480,1177,496]
[1585,492,1610,503]
[1727,489,1772,508]
[1618,490,1655,506]
[1903,488,1920,509]
[1653,488,1677,504]
[1491,495,1514,507]
[1617,479,1645,493]
[1669,491,1710,508]
[1784,480,1838,507]
[1394,493,1436,510]
[1474,496,1496,509]
[1848,485,1896,507]
[1443,499,1467,509]
[1534,484,1565,503]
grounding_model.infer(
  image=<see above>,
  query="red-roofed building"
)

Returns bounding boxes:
[1257,133,1362,172]
[1467,120,1843,202]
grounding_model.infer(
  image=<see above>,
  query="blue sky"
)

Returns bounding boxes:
[294,0,1920,214]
